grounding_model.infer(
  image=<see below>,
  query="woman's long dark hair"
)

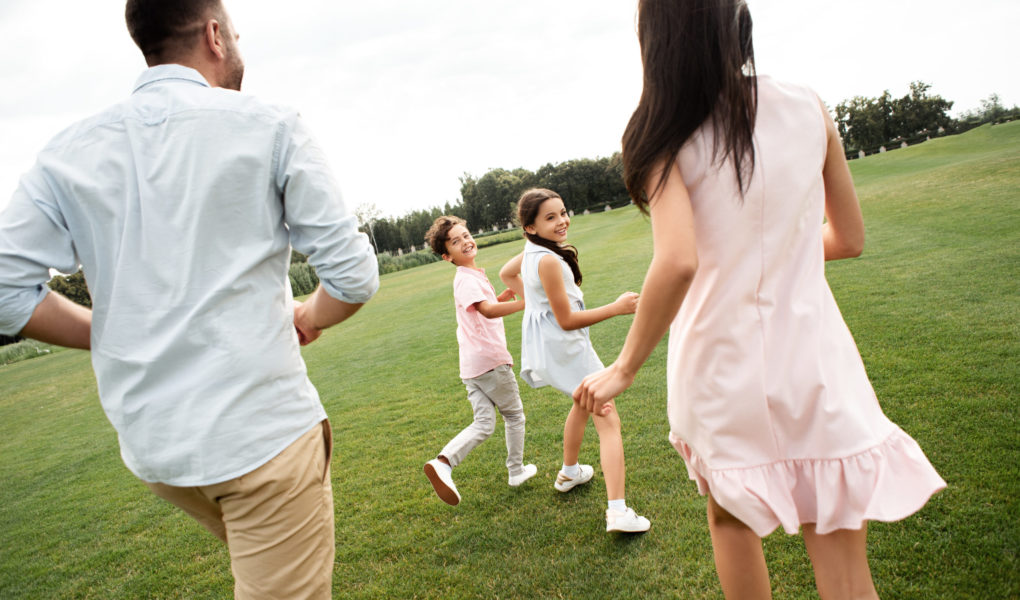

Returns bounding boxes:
[517,188,582,285]
[622,0,757,210]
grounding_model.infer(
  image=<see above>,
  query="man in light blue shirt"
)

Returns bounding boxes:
[0,0,378,596]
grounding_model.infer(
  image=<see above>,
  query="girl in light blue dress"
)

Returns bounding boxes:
[500,188,650,533]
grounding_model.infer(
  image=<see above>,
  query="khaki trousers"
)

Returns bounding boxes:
[440,364,527,474]
[146,421,335,599]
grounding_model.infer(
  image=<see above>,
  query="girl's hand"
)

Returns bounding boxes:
[614,292,639,315]
[496,288,517,302]
[573,362,635,415]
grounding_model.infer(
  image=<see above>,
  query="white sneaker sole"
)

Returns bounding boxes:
[424,462,460,506]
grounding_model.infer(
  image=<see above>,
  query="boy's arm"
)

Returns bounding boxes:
[499,252,525,297]
[475,298,525,319]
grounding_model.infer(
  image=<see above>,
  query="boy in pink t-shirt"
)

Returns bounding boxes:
[422,216,537,505]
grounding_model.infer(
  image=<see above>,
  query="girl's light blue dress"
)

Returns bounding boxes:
[520,240,603,395]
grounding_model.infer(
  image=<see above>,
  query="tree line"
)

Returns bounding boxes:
[359,154,630,255]
[833,82,1017,156]
[40,81,1017,307]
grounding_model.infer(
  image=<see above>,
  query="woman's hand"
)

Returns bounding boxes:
[573,362,636,415]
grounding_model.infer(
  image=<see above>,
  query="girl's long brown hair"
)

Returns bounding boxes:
[622,0,757,210]
[517,188,582,285]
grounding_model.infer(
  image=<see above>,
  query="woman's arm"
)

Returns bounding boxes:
[820,101,865,260]
[539,254,638,331]
[499,251,525,297]
[573,160,698,413]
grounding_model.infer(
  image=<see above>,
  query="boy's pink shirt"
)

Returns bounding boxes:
[453,266,514,379]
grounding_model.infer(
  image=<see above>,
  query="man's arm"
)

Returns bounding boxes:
[0,171,83,346]
[19,291,91,349]
[293,289,363,346]
[277,114,379,346]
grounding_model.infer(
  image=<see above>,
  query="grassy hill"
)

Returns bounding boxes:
[1,122,1017,598]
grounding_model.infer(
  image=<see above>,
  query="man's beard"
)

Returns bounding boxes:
[223,55,244,91]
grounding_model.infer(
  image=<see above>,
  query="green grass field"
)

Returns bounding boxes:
[1,122,1017,599]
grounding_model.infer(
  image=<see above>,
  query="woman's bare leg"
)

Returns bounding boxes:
[707,493,771,599]
[802,523,879,600]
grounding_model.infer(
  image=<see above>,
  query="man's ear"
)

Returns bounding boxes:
[204,19,226,60]
[441,253,452,263]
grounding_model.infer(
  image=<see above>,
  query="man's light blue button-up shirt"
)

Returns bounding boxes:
[0,65,379,485]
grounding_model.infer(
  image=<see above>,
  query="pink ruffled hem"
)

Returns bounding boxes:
[669,427,947,537]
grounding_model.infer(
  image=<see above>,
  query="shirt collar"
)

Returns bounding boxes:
[456,265,486,277]
[132,64,211,94]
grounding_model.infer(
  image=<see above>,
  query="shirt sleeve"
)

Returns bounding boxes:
[0,172,78,335]
[453,274,489,313]
[275,114,379,304]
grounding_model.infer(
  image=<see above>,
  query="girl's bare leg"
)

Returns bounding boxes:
[802,523,879,600]
[591,402,625,500]
[562,402,589,467]
[707,493,772,599]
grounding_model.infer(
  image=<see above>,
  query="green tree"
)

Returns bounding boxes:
[835,81,954,154]
[48,271,92,308]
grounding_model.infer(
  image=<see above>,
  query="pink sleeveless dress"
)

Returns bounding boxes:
[667,76,945,536]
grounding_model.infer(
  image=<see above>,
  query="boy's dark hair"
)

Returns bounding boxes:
[424,215,467,257]
[125,0,225,65]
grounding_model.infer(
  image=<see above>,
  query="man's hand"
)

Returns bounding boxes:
[293,300,321,346]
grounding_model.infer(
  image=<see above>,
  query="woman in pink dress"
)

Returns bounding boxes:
[573,1,945,598]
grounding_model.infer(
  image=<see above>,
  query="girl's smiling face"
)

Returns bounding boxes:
[524,197,570,243]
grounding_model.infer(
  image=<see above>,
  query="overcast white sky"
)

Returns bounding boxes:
[1,0,1016,217]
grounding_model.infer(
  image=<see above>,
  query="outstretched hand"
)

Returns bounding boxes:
[293,300,322,346]
[497,288,517,302]
[614,291,639,315]
[573,362,635,415]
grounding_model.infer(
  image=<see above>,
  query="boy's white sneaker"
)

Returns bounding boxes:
[606,507,651,533]
[424,459,461,506]
[508,464,538,487]
[554,464,594,492]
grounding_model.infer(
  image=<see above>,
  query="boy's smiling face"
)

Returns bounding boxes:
[442,224,477,266]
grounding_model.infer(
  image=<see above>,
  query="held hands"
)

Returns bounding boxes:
[573,361,636,415]
[293,300,322,346]
[497,288,518,302]
[614,291,639,316]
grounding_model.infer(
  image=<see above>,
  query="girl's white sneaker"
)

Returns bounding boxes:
[554,464,594,492]
[606,507,651,533]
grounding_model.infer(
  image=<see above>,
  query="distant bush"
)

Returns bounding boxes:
[0,340,58,366]
[475,229,522,249]
[377,250,442,275]
[289,262,320,296]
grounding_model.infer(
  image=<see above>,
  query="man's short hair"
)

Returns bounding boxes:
[424,216,467,257]
[125,0,225,64]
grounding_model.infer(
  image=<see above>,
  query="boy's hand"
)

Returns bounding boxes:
[497,288,517,302]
